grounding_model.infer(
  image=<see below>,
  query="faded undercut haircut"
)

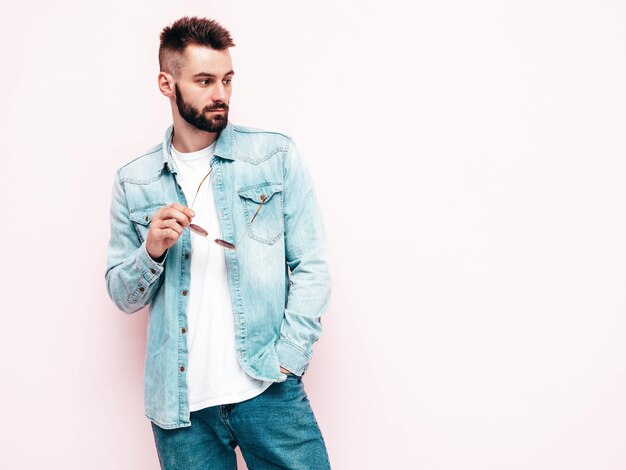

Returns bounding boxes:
[159,16,235,79]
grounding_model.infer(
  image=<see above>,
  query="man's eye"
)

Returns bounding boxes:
[223,79,232,85]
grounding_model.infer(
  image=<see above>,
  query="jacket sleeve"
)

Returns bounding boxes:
[275,139,332,376]
[105,170,168,314]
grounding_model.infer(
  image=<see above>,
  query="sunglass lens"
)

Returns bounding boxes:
[215,239,236,250]
[189,223,209,237]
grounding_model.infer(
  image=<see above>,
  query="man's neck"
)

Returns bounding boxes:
[171,119,219,153]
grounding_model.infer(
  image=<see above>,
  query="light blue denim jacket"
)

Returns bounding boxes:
[105,122,331,429]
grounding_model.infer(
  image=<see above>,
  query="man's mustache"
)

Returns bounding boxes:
[203,104,229,112]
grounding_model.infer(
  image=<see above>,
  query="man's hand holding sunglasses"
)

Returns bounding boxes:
[146,203,196,262]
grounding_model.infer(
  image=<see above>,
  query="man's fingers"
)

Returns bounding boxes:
[157,218,184,235]
[156,206,194,227]
[166,203,195,219]
[161,228,179,241]
[147,205,195,254]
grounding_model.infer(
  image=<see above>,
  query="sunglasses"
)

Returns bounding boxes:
[186,167,267,250]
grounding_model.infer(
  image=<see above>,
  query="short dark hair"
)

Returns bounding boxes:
[159,16,235,78]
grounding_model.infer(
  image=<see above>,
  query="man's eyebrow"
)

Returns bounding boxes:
[192,70,235,78]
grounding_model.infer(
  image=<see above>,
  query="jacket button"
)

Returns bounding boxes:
[150,268,156,274]
[180,366,185,372]
[182,290,188,296]
[139,287,145,292]
[181,327,186,334]
[184,253,190,260]
[144,215,149,221]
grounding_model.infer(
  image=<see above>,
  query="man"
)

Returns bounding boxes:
[105,16,332,469]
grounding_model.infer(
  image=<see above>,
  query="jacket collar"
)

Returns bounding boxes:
[161,121,235,174]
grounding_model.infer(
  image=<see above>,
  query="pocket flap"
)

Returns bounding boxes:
[128,204,166,226]
[238,182,283,204]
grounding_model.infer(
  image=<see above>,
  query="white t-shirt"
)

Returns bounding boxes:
[169,141,273,412]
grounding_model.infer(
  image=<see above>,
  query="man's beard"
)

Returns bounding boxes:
[174,83,229,133]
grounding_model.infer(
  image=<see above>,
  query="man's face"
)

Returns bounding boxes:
[173,45,234,132]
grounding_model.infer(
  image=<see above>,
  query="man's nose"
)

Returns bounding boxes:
[212,83,227,102]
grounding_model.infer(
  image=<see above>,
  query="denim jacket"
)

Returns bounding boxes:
[105,122,331,429]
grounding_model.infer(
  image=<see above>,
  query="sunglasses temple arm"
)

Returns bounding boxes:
[190,167,213,210]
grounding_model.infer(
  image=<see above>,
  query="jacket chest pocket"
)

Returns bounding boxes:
[238,182,284,245]
[128,204,166,244]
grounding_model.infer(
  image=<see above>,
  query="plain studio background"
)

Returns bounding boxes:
[1,1,625,469]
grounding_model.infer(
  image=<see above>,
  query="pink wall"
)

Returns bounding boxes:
[2,1,626,469]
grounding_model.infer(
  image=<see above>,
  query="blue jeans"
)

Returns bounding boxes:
[150,374,331,469]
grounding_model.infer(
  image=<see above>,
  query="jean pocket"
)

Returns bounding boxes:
[238,182,284,245]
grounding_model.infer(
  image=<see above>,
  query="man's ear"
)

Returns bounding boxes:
[158,72,175,96]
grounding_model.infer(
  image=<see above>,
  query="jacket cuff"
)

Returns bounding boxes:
[136,242,166,282]
[275,337,312,376]
[126,243,167,304]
